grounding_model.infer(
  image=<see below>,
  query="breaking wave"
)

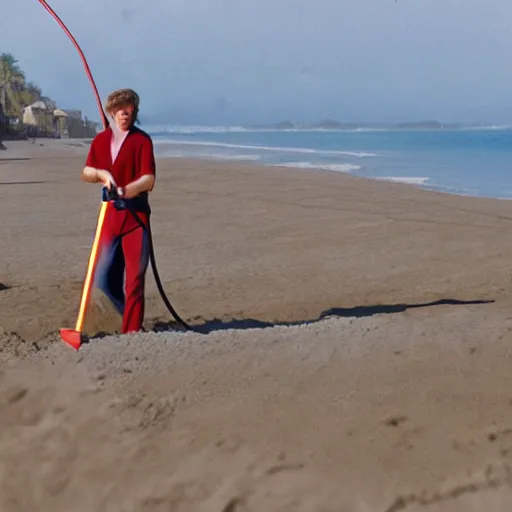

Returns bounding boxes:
[154,139,378,158]
[273,162,362,173]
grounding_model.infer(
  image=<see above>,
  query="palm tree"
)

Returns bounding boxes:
[0,53,25,147]
[0,52,59,144]
[0,53,25,118]
[0,53,22,74]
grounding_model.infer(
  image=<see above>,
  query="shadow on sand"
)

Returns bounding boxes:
[148,298,495,335]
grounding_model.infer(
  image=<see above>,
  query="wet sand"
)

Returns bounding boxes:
[2,139,512,511]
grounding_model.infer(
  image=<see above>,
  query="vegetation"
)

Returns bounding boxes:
[0,52,99,145]
[0,52,57,110]
[0,52,57,142]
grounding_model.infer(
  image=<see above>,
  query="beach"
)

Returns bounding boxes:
[2,138,512,510]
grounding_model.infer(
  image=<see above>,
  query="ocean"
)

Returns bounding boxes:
[145,125,512,200]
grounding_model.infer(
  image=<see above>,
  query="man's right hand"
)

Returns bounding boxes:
[81,166,117,189]
[96,169,117,190]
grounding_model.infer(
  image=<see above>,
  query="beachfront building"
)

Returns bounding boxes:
[62,109,98,138]
[21,101,98,139]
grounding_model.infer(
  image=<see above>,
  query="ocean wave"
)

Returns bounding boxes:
[147,125,251,134]
[145,124,512,136]
[199,153,261,161]
[458,125,512,131]
[272,161,362,173]
[154,138,378,158]
[157,150,261,161]
[376,176,429,185]
[147,125,385,135]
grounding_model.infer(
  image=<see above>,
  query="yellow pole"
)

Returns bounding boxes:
[75,200,109,332]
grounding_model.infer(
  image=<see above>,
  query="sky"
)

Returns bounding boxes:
[2,0,512,125]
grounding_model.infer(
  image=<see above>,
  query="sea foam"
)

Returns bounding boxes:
[376,176,429,185]
[273,162,362,173]
[153,139,377,158]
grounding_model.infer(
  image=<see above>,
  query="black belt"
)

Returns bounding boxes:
[101,188,151,214]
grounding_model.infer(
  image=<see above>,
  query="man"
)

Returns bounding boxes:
[81,88,156,333]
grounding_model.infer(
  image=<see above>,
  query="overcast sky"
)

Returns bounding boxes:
[2,0,512,125]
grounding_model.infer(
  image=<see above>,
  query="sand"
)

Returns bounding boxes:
[2,138,512,511]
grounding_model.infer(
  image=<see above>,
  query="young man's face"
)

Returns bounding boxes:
[113,104,135,131]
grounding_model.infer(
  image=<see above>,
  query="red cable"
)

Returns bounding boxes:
[38,0,108,130]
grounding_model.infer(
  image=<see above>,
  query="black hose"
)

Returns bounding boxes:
[103,187,192,331]
[128,207,192,331]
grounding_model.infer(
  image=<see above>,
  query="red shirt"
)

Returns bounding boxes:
[86,125,156,187]
[86,125,156,235]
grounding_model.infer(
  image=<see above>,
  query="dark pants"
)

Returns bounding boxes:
[95,208,150,333]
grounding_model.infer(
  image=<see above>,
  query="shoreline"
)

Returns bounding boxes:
[5,134,508,203]
[4,135,512,204]
[150,136,511,203]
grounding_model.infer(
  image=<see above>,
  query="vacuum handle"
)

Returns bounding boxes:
[102,186,121,201]
[102,186,128,210]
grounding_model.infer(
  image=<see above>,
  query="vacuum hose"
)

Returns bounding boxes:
[102,187,191,331]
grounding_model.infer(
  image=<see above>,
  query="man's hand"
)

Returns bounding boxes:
[96,169,117,190]
[81,166,117,190]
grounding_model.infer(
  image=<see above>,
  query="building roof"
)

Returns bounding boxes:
[53,108,68,117]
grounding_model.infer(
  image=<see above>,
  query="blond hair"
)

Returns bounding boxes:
[105,88,140,123]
